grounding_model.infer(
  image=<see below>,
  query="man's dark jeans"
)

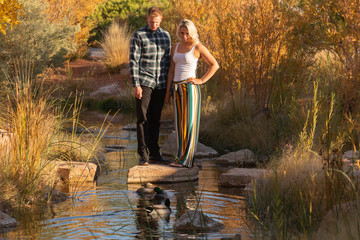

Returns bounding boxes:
[135,86,165,159]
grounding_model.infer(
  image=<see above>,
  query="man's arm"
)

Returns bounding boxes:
[129,33,143,99]
[129,33,141,88]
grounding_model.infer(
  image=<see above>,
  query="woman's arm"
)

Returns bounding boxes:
[165,45,176,104]
[189,43,219,85]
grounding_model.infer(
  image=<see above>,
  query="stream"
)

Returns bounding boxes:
[1,114,253,239]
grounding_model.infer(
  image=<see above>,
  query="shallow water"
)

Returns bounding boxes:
[1,122,253,240]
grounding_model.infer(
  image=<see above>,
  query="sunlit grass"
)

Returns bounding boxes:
[101,21,131,73]
[0,58,102,209]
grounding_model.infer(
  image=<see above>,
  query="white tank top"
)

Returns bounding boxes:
[173,43,199,82]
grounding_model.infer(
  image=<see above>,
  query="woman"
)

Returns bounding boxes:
[165,19,219,168]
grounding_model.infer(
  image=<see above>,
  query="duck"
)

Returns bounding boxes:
[136,182,155,198]
[145,198,171,221]
[151,187,169,203]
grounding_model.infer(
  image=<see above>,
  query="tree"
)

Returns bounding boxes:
[0,0,23,34]
[41,0,106,57]
[88,0,165,44]
[301,0,360,111]
[0,0,79,75]
[170,0,304,109]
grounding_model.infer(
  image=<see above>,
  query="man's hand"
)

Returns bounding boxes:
[134,86,142,99]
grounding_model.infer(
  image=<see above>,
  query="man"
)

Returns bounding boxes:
[129,7,171,166]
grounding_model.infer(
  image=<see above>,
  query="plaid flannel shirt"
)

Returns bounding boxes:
[129,25,171,89]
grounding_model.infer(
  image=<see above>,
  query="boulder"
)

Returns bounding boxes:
[0,211,17,229]
[215,149,256,166]
[174,210,225,233]
[316,201,360,240]
[343,150,360,163]
[55,161,97,183]
[219,168,269,188]
[162,132,219,159]
[127,164,199,183]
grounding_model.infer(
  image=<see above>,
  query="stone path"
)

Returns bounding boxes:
[127,164,199,183]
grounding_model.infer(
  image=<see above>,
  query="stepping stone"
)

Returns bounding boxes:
[55,161,98,183]
[127,164,199,183]
[219,168,269,188]
[215,149,256,167]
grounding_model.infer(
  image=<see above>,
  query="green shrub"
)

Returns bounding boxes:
[88,0,168,44]
[0,0,79,76]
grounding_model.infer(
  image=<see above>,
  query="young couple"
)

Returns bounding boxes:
[129,7,219,168]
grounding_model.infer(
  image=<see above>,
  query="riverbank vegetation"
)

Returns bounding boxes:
[2,0,360,238]
[170,0,360,238]
[0,59,101,213]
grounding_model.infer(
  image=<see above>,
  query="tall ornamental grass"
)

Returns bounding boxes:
[0,59,100,209]
[101,21,131,73]
[246,81,360,238]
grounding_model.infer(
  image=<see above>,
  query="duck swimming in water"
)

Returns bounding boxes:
[151,187,169,203]
[145,198,171,221]
[136,183,155,198]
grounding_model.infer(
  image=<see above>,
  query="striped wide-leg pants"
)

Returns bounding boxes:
[173,81,201,168]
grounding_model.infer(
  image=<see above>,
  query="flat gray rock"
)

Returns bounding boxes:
[0,211,17,229]
[219,168,269,188]
[162,131,218,159]
[215,149,256,166]
[127,164,199,183]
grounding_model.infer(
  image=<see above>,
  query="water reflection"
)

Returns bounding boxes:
[0,123,253,239]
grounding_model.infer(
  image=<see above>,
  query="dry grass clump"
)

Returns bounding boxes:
[0,59,101,209]
[101,21,131,73]
[199,93,304,155]
[247,147,357,238]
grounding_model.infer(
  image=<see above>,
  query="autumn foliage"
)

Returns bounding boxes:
[40,0,107,57]
[0,0,23,35]
[170,0,306,109]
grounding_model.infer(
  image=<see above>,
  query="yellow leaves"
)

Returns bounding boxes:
[0,0,23,35]
[171,0,295,106]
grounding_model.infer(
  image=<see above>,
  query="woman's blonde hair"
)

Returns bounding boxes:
[176,19,199,44]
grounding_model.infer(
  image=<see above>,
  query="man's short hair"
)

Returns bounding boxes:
[147,6,162,17]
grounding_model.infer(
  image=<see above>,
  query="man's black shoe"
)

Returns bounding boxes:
[149,156,170,165]
[139,156,149,166]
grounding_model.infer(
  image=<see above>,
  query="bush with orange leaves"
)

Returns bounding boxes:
[0,0,23,35]
[40,0,107,58]
[170,0,310,109]
[300,0,360,113]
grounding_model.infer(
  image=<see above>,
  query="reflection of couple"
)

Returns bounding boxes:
[130,7,219,168]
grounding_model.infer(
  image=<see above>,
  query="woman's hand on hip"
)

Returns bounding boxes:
[188,77,203,85]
